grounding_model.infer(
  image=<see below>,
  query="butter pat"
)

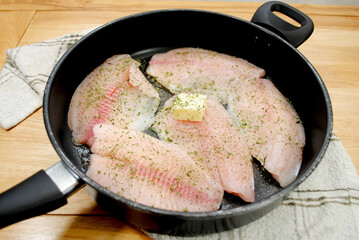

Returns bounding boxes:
[172,93,207,121]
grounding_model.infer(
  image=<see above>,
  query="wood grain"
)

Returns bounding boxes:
[0,11,35,67]
[0,1,358,239]
[298,24,359,169]
[0,0,359,17]
[0,1,262,12]
[18,11,145,45]
[0,214,150,240]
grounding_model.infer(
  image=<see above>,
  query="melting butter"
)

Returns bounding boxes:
[172,93,206,121]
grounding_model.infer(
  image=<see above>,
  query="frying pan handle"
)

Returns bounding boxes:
[0,162,84,228]
[251,1,314,47]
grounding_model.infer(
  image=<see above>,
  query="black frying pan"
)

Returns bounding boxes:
[0,1,332,236]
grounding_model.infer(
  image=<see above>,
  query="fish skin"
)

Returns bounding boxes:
[87,124,224,212]
[68,54,160,146]
[153,97,255,202]
[146,47,265,103]
[228,78,305,187]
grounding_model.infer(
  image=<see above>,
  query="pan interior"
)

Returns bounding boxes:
[46,10,330,215]
[71,46,283,209]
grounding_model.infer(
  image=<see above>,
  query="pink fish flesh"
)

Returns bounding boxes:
[146,47,265,103]
[153,97,254,202]
[227,78,305,187]
[87,124,224,212]
[68,54,160,146]
[147,48,305,187]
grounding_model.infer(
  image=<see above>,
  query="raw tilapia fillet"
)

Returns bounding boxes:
[153,97,255,202]
[146,47,265,103]
[87,124,224,212]
[228,78,305,187]
[68,54,160,146]
[147,47,304,187]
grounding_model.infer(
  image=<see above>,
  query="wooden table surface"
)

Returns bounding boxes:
[0,1,358,239]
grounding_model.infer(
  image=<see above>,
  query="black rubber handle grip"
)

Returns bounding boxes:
[251,1,314,47]
[0,170,67,228]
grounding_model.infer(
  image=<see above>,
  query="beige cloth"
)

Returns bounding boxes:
[0,31,90,129]
[0,33,358,239]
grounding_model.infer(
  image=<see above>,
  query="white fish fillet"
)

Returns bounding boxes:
[68,54,160,146]
[153,97,254,202]
[228,78,305,187]
[87,124,224,212]
[146,47,265,103]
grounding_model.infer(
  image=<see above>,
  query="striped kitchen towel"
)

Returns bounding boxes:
[0,32,358,240]
[0,30,90,130]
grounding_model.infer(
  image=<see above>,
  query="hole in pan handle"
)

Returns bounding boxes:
[0,162,84,228]
[251,1,314,48]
